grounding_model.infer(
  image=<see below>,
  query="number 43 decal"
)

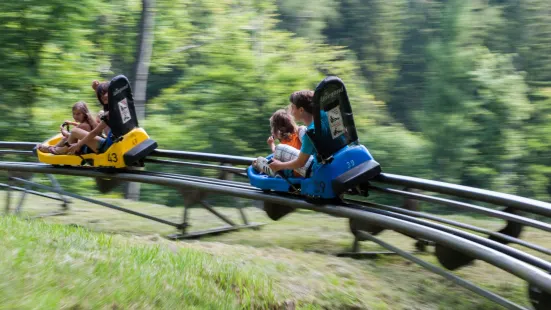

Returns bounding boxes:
[107,153,118,162]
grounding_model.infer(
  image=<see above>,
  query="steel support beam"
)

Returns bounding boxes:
[10,177,183,229]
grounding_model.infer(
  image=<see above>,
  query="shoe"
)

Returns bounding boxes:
[253,157,275,176]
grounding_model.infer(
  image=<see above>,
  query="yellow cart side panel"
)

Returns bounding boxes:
[36,128,151,168]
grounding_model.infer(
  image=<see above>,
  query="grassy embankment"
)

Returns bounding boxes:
[0,192,547,309]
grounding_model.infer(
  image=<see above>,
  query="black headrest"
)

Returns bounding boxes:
[309,76,359,161]
[108,75,139,138]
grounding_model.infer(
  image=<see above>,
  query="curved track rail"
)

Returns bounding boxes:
[1,142,551,309]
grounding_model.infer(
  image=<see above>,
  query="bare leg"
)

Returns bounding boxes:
[67,128,103,153]
[37,129,96,155]
[37,137,70,154]
[54,137,68,147]
[66,128,89,144]
[37,136,67,153]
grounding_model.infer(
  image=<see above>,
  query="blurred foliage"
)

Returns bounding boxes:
[1,0,551,207]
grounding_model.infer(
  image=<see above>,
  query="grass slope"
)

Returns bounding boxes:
[0,216,282,309]
[1,191,548,309]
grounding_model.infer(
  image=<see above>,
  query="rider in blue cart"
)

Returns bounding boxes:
[269,90,345,177]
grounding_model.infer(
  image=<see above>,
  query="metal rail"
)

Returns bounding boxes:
[131,170,254,189]
[144,150,551,219]
[144,158,247,174]
[347,197,551,256]
[94,169,551,258]
[0,162,551,295]
[118,170,551,257]
[0,142,37,150]
[150,149,254,165]
[347,201,551,271]
[374,174,551,217]
[2,140,549,218]
[368,186,551,233]
[0,141,255,164]
[0,150,34,155]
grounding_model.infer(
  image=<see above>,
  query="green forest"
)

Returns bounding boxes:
[1,0,551,206]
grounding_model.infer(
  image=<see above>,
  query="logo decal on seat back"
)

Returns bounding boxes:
[327,106,345,139]
[118,98,132,124]
[113,84,129,96]
[320,87,344,105]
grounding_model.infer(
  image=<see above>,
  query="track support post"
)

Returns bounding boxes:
[14,174,35,214]
[5,174,70,217]
[167,188,263,240]
[4,179,12,214]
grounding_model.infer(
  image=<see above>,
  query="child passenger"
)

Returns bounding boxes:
[253,109,313,177]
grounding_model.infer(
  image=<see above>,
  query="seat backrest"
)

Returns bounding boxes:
[107,75,139,138]
[309,76,359,162]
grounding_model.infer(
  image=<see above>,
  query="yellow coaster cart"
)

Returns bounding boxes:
[34,75,158,169]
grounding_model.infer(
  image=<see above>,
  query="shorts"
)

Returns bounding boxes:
[252,144,314,178]
[273,144,314,177]
[80,137,112,154]
[97,137,113,153]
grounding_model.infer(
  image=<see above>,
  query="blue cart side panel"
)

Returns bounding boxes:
[247,154,304,193]
[301,145,374,199]
[247,145,376,199]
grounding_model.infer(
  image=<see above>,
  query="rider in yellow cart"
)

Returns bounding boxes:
[34,75,157,168]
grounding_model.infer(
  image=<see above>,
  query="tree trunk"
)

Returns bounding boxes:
[125,0,155,201]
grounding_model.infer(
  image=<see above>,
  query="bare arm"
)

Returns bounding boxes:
[64,120,79,126]
[60,125,70,137]
[267,136,276,153]
[79,121,107,147]
[77,123,92,132]
[67,121,107,154]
